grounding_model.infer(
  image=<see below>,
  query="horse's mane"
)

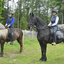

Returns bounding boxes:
[0,23,5,29]
[35,15,47,26]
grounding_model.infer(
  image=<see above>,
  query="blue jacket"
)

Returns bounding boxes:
[6,17,15,28]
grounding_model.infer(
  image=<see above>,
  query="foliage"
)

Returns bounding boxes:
[20,16,28,30]
[0,0,64,29]
[0,0,5,21]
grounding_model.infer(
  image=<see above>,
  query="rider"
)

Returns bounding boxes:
[5,11,15,45]
[48,10,59,46]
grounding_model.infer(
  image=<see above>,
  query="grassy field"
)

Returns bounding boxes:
[0,39,64,64]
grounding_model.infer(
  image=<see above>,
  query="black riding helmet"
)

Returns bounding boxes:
[9,11,13,15]
[52,10,58,14]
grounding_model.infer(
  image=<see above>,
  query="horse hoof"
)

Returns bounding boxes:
[39,59,44,62]
[0,56,3,57]
[39,58,47,62]
[19,52,21,54]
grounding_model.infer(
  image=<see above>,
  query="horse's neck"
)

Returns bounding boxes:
[36,16,48,29]
[0,23,5,28]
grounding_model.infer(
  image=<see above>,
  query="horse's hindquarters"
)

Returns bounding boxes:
[13,30,19,41]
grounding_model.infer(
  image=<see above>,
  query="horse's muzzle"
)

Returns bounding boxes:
[28,25,30,29]
[28,23,32,29]
[28,24,32,31]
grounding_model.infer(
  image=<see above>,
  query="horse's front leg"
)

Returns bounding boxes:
[0,42,5,57]
[39,41,47,62]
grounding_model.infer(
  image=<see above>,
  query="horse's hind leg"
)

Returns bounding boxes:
[17,35,23,54]
[0,41,5,57]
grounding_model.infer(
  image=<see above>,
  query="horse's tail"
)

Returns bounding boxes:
[21,31,24,50]
[17,28,24,51]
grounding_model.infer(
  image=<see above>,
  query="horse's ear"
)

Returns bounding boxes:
[32,13,34,16]
[30,13,31,16]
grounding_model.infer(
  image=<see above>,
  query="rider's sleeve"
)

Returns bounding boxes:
[52,16,59,26]
[48,21,51,26]
[6,19,8,24]
[9,18,15,26]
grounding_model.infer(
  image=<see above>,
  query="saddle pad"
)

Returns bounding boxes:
[56,31,64,39]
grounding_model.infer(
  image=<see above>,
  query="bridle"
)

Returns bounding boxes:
[29,16,48,31]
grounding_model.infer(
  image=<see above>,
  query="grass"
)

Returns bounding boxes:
[0,38,64,64]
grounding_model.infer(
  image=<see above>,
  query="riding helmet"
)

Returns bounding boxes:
[52,10,58,14]
[9,11,13,15]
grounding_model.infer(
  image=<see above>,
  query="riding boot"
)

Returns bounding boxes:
[10,28,13,45]
[52,42,56,46]
[10,33,13,45]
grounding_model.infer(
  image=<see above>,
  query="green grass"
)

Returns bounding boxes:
[0,39,64,64]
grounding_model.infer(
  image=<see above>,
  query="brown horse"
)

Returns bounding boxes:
[0,23,23,57]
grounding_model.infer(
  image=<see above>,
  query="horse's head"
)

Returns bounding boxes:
[28,13,36,29]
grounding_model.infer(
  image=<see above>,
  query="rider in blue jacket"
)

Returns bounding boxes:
[5,12,15,45]
[48,10,59,46]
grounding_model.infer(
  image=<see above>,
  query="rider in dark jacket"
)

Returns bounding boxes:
[48,10,59,46]
[5,12,15,45]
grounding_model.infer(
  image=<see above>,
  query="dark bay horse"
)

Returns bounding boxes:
[0,23,23,57]
[28,13,64,62]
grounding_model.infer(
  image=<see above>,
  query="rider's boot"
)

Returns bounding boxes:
[10,33,13,45]
[10,41,13,45]
[52,42,56,46]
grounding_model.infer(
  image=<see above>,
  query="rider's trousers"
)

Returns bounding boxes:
[9,28,14,42]
[52,26,58,43]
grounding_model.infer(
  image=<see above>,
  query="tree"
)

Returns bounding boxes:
[0,0,5,22]
[20,16,28,30]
